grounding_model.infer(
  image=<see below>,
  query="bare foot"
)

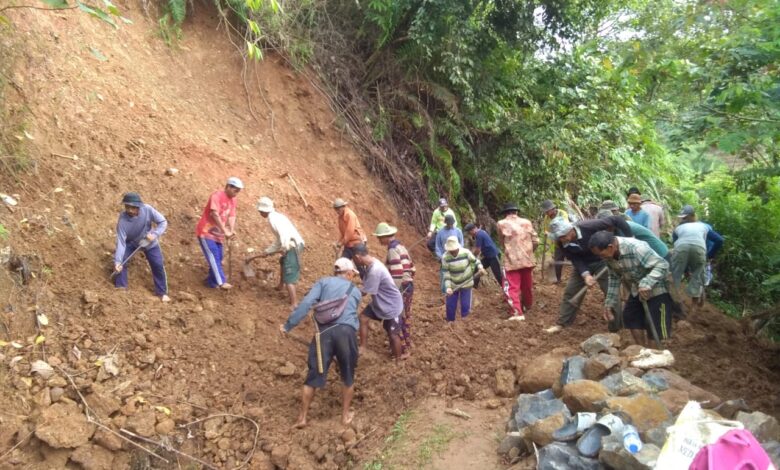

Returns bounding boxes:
[400,352,411,360]
[160,295,171,303]
[219,283,233,290]
[293,418,308,429]
[342,411,355,426]
[358,346,366,356]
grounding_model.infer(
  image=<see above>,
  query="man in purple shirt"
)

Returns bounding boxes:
[113,192,170,302]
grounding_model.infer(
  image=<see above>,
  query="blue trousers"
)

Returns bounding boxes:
[199,237,226,288]
[115,243,168,296]
[445,288,472,322]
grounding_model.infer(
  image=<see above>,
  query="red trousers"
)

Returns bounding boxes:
[503,267,533,316]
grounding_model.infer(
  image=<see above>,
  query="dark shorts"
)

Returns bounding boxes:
[623,293,673,340]
[279,246,302,284]
[304,324,359,388]
[361,304,402,337]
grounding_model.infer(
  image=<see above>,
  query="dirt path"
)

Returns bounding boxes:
[0,3,779,469]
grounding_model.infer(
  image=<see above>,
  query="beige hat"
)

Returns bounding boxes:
[256,196,274,213]
[444,236,461,251]
[333,198,348,208]
[334,257,359,274]
[373,222,398,237]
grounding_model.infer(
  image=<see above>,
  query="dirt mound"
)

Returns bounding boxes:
[0,4,779,469]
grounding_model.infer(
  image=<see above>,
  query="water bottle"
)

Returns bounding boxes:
[623,425,642,454]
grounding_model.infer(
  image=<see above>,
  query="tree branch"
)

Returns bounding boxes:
[0,4,78,13]
[701,105,780,124]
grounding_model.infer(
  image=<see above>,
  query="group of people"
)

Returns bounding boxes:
[111,179,723,427]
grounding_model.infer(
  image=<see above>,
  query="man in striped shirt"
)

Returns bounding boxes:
[374,222,415,356]
[589,231,673,346]
[442,236,486,323]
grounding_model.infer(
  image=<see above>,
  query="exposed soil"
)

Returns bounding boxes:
[0,2,779,469]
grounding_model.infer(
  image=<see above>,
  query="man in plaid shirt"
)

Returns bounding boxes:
[588,230,674,346]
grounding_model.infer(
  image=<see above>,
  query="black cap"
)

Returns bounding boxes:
[464,223,476,232]
[501,203,519,214]
[122,192,143,207]
[353,243,369,256]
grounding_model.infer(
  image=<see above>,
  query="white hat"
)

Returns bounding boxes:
[549,218,574,240]
[333,198,348,208]
[334,257,359,274]
[256,196,274,213]
[226,177,244,189]
[444,236,461,251]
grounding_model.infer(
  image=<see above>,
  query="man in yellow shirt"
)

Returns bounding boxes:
[540,200,570,284]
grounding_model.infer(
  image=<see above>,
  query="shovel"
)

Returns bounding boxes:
[641,298,663,348]
[110,239,151,279]
[242,253,267,279]
[568,267,608,307]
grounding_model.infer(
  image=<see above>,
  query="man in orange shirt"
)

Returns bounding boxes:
[196,177,242,289]
[497,203,539,321]
[333,198,366,260]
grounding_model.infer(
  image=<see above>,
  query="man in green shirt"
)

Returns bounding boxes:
[426,198,457,253]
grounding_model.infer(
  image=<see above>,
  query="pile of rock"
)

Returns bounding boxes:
[498,333,780,469]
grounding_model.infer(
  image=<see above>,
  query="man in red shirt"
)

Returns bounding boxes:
[196,177,243,289]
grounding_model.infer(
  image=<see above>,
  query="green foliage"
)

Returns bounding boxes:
[0,223,8,240]
[698,170,780,305]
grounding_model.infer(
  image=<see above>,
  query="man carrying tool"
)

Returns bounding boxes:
[113,192,170,302]
[464,223,502,287]
[280,258,362,428]
[540,200,570,284]
[333,198,366,260]
[426,198,457,253]
[196,177,242,289]
[352,244,405,359]
[257,197,305,307]
[435,215,463,294]
[374,223,415,357]
[497,203,539,321]
[625,193,650,228]
[545,215,632,333]
[589,231,673,346]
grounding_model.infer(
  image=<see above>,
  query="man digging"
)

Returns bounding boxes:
[257,196,305,307]
[280,258,362,428]
[589,230,674,345]
[113,192,170,302]
[196,177,243,289]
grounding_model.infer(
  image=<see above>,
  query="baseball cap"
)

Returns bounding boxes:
[334,258,359,274]
[256,196,274,213]
[464,223,476,232]
[550,218,574,240]
[333,198,348,208]
[122,192,143,207]
[439,198,448,207]
[678,205,695,218]
[226,177,244,189]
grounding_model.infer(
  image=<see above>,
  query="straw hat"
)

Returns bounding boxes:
[373,222,398,237]
[444,236,461,251]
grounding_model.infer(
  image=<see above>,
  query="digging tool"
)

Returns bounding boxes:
[641,298,663,348]
[280,172,309,209]
[540,232,548,276]
[110,239,151,279]
[242,253,266,279]
[567,267,608,307]
[313,320,324,374]
[227,239,234,281]
[406,236,428,251]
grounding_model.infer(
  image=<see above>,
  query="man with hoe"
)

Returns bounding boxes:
[426,198,457,253]
[497,203,539,321]
[589,230,674,345]
[540,199,570,284]
[113,192,170,302]
[374,222,415,355]
[352,244,405,359]
[464,222,502,287]
[256,196,305,307]
[195,177,243,289]
[333,198,366,260]
[280,258,363,428]
[545,214,632,333]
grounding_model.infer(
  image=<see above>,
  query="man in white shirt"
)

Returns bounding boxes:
[257,197,305,306]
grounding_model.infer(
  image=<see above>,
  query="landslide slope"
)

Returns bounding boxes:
[0,3,778,469]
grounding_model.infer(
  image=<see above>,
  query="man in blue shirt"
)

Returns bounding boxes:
[435,215,463,294]
[280,258,362,428]
[113,192,169,302]
[625,193,650,228]
[465,223,502,286]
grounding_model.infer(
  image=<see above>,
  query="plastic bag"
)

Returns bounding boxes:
[655,402,744,469]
